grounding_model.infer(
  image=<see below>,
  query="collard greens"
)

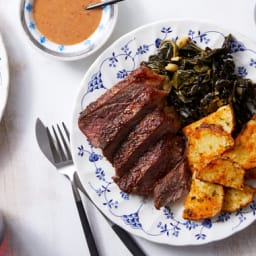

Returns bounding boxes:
[141,34,256,133]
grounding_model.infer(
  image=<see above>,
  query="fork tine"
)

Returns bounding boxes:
[57,123,72,161]
[52,125,66,161]
[46,127,61,163]
[62,122,70,142]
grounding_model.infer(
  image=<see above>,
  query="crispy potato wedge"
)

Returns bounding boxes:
[185,123,234,173]
[196,156,245,190]
[222,185,256,212]
[183,174,224,220]
[224,116,256,170]
[183,104,234,135]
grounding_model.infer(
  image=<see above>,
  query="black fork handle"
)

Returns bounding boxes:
[71,182,100,256]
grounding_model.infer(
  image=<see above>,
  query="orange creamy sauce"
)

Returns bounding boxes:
[33,0,102,45]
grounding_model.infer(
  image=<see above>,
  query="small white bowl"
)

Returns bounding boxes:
[19,0,118,61]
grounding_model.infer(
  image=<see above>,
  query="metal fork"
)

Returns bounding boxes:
[36,119,99,256]
[36,119,146,256]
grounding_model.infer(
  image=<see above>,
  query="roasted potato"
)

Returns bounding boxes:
[196,156,245,190]
[183,174,224,220]
[183,104,234,135]
[224,116,256,170]
[185,123,234,173]
[182,108,256,220]
[222,185,256,212]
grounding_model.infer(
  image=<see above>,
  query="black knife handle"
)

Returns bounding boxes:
[112,224,146,256]
[72,184,100,256]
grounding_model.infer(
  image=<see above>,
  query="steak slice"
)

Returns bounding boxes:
[112,107,180,179]
[78,84,168,160]
[132,135,186,196]
[114,136,172,194]
[115,135,185,195]
[153,159,191,209]
[80,66,166,118]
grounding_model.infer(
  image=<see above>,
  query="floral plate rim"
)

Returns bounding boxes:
[70,19,256,246]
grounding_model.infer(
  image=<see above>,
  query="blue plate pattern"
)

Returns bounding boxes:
[71,20,256,245]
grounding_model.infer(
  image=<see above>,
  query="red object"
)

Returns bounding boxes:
[0,231,12,256]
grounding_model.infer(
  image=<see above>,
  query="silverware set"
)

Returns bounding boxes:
[35,118,146,256]
[34,2,136,254]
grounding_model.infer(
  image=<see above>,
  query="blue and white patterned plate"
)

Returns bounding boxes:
[19,0,118,61]
[0,33,9,122]
[71,20,256,245]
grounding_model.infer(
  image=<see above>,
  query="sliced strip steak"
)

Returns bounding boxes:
[78,65,190,210]
[78,84,167,160]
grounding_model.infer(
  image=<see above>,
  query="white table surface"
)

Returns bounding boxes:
[1,0,256,255]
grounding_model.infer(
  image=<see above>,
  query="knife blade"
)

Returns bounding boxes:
[35,118,56,165]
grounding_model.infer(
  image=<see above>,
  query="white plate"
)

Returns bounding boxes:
[71,19,256,246]
[0,33,9,121]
